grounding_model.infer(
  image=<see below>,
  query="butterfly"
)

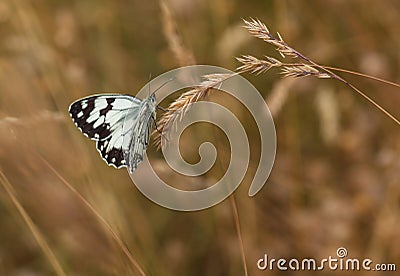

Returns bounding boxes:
[69,92,157,173]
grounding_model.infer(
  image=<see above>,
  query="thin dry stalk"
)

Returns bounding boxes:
[11,0,67,112]
[229,195,248,276]
[38,155,146,276]
[0,111,65,128]
[322,65,400,89]
[0,170,66,276]
[160,0,196,66]
[266,78,294,117]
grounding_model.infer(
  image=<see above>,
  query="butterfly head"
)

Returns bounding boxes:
[148,92,156,105]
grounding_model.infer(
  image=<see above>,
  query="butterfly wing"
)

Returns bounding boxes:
[126,116,153,173]
[69,94,142,169]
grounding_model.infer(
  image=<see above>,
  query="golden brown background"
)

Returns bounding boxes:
[0,0,399,275]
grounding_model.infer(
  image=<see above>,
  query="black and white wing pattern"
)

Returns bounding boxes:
[69,94,142,169]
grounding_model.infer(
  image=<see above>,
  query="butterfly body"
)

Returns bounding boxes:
[125,93,156,172]
[69,93,156,172]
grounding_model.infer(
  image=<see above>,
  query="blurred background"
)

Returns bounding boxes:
[1,0,400,275]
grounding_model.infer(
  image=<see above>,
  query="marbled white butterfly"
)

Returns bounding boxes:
[69,92,156,173]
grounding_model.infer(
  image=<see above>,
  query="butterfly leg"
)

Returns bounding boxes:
[156,106,166,112]
[151,115,169,142]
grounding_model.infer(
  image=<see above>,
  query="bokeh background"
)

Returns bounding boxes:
[1,0,400,275]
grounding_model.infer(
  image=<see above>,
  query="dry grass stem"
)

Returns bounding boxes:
[154,73,236,148]
[160,0,196,66]
[0,111,65,128]
[242,18,343,79]
[315,86,340,145]
[322,65,400,89]
[266,78,294,117]
[0,170,66,276]
[239,18,400,126]
[228,195,248,276]
[38,155,146,276]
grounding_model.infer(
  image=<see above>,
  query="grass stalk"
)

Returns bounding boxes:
[0,170,66,276]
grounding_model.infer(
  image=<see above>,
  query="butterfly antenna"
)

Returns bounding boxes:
[147,73,152,97]
[151,77,175,96]
[152,78,174,112]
